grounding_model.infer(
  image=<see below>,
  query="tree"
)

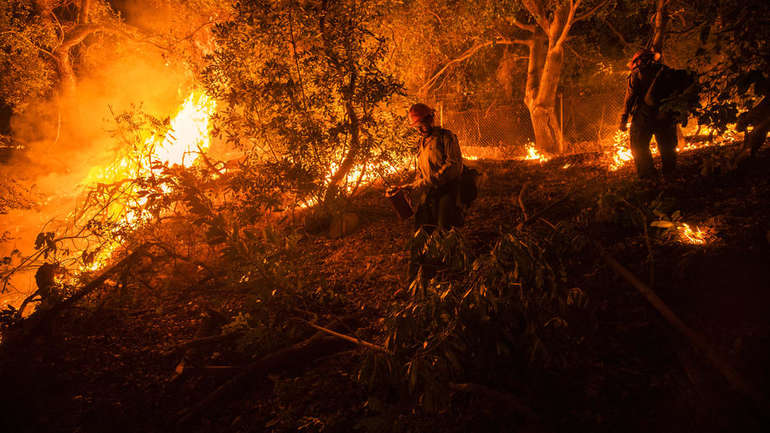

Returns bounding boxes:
[684,0,770,131]
[202,0,403,205]
[414,0,610,153]
[1,0,228,105]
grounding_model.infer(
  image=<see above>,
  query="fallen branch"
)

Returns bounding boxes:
[300,319,389,353]
[517,181,530,220]
[534,209,769,413]
[162,330,244,357]
[600,248,770,412]
[516,194,570,230]
[8,245,146,342]
[176,332,351,426]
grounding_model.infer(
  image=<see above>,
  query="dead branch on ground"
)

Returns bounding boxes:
[176,331,352,426]
[5,245,146,342]
[517,181,530,220]
[600,248,770,413]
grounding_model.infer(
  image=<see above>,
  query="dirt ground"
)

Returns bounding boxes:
[1,142,769,433]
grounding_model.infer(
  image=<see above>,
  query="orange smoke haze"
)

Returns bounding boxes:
[0,34,206,306]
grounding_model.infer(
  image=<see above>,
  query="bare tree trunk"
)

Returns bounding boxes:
[519,0,610,154]
[79,0,91,25]
[530,41,564,153]
[55,50,78,99]
[651,0,667,54]
[523,34,546,115]
[324,99,360,203]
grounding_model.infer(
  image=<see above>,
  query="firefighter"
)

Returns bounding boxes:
[395,103,464,232]
[736,79,770,161]
[619,49,679,179]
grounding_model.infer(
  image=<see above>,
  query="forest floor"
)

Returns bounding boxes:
[1,141,769,433]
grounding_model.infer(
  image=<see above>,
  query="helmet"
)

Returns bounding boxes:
[408,103,435,125]
[628,49,661,69]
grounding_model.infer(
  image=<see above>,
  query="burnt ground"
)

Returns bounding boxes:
[1,142,770,433]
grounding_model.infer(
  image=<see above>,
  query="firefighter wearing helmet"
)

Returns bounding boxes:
[395,103,464,231]
[620,49,679,179]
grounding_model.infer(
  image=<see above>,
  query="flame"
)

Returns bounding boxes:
[607,124,740,171]
[608,130,634,171]
[522,142,549,162]
[80,91,216,270]
[678,223,708,245]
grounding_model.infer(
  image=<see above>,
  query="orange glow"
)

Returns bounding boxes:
[608,130,634,171]
[521,142,549,163]
[607,124,740,171]
[80,91,216,270]
[678,223,708,245]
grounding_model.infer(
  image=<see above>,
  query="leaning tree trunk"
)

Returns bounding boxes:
[651,0,667,54]
[519,0,610,154]
[523,33,563,154]
[529,41,564,154]
[324,100,360,204]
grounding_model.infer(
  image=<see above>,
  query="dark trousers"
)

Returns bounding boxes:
[746,124,769,156]
[630,111,678,179]
[414,180,462,232]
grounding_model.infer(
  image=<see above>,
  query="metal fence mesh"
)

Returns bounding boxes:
[428,83,626,154]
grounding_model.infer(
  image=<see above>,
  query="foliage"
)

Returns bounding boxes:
[685,0,770,131]
[0,0,58,107]
[202,0,406,204]
[360,228,588,414]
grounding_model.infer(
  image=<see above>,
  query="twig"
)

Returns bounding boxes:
[517,182,530,220]
[300,319,389,353]
[516,195,570,230]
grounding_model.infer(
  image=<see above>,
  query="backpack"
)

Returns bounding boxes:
[459,166,480,208]
[645,66,700,126]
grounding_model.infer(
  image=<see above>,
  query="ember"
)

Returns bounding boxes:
[678,223,708,245]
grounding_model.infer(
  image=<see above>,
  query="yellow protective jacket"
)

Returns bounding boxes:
[413,127,463,189]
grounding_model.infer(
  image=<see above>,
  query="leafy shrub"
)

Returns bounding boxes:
[361,228,589,414]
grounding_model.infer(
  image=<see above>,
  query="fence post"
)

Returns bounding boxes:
[439,101,444,127]
[559,93,565,153]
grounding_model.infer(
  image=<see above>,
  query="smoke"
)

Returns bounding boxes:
[0,6,208,305]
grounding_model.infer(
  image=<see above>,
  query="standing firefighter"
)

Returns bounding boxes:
[396,103,464,232]
[736,78,770,161]
[620,49,684,179]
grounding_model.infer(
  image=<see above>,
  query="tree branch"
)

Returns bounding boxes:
[520,0,550,33]
[508,16,536,33]
[301,319,389,353]
[574,0,611,23]
[419,38,531,95]
[651,0,667,53]
[555,0,583,47]
[602,18,629,47]
[0,31,57,60]
[79,0,91,25]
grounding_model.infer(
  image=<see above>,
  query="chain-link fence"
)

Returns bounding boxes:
[428,82,626,154]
